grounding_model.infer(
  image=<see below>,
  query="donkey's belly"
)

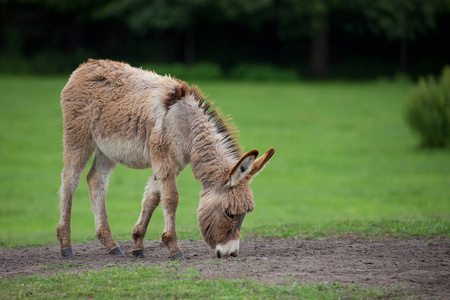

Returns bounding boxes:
[95,138,152,169]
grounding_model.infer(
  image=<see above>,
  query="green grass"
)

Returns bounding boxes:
[38,262,91,270]
[0,75,449,248]
[0,263,404,299]
[244,219,450,240]
[0,75,446,299]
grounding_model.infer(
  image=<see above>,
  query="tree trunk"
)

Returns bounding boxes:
[309,15,329,78]
[399,38,408,72]
[184,28,196,65]
[152,31,177,63]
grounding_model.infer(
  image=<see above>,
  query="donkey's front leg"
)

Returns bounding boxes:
[160,177,184,261]
[131,175,161,258]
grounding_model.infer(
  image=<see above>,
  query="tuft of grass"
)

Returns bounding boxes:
[39,263,79,270]
[404,66,450,148]
[204,258,221,265]
[0,263,405,299]
[38,262,94,270]
[103,262,119,267]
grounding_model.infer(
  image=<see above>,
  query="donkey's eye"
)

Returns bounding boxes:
[225,212,235,219]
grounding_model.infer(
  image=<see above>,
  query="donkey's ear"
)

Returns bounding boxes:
[249,148,275,177]
[228,149,259,187]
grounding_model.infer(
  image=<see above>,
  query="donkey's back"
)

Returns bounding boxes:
[61,59,180,169]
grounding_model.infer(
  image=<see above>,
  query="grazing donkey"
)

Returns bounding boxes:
[56,59,275,260]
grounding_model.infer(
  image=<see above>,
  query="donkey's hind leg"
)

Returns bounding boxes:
[57,147,94,257]
[131,175,161,258]
[86,147,123,255]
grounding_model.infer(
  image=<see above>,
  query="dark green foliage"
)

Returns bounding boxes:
[0,48,97,75]
[229,63,298,81]
[1,0,450,77]
[405,66,450,147]
[140,62,223,81]
[131,62,298,81]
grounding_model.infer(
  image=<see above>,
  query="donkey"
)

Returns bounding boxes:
[56,59,275,260]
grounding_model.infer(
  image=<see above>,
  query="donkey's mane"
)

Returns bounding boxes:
[164,78,242,160]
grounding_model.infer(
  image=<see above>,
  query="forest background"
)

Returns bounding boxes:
[1,0,449,79]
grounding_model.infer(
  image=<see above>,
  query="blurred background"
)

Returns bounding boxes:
[1,0,449,247]
[1,0,449,79]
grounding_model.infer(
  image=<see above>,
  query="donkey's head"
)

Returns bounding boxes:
[197,148,275,258]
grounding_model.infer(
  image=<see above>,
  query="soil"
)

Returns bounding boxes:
[1,238,449,298]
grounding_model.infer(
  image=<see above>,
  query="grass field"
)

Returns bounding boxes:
[0,75,449,298]
[1,75,448,247]
[0,263,403,299]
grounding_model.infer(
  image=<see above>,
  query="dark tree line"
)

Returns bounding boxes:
[1,0,449,77]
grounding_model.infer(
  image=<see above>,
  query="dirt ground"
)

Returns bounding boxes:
[1,238,449,298]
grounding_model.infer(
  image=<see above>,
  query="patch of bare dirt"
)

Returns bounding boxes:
[1,239,449,298]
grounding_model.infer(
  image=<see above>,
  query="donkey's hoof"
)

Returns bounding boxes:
[171,252,185,261]
[61,247,74,257]
[132,249,145,258]
[108,246,124,255]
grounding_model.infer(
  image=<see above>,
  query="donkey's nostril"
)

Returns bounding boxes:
[216,250,222,258]
[230,251,238,257]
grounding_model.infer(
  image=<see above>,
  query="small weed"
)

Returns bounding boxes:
[104,262,119,267]
[204,258,221,265]
[226,257,240,262]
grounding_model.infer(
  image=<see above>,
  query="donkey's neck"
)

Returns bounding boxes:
[188,111,238,189]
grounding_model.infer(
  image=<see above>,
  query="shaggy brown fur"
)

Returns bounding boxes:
[56,59,275,259]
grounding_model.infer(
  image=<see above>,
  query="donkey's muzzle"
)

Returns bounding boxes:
[215,239,239,258]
